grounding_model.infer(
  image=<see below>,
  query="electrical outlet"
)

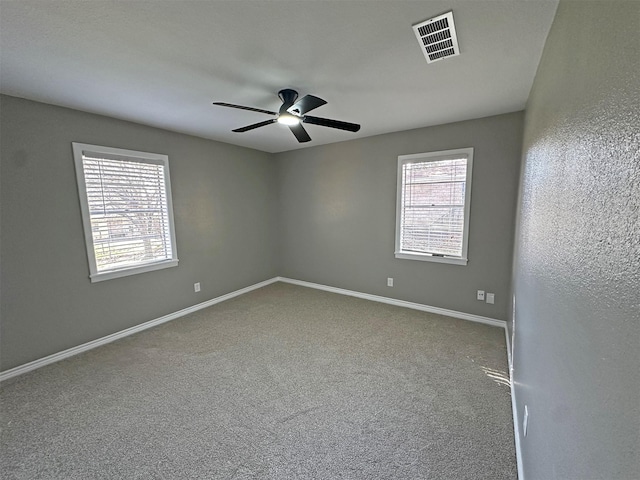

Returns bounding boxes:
[486,293,495,304]
[194,282,201,292]
[387,277,394,287]
[523,405,529,437]
[477,290,485,301]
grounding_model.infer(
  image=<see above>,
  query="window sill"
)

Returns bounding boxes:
[89,259,179,283]
[394,252,468,266]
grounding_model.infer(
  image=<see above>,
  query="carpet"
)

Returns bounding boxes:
[1,282,516,479]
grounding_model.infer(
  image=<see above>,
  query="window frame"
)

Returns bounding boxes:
[395,147,474,266]
[72,142,179,282]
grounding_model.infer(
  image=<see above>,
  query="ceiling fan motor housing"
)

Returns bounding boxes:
[278,89,299,112]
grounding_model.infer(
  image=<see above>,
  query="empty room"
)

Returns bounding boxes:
[1,1,638,479]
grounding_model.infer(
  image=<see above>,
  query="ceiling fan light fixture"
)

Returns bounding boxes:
[277,113,300,126]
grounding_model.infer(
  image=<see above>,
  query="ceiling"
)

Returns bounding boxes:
[0,0,558,153]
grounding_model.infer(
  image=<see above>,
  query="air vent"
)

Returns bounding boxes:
[412,11,460,64]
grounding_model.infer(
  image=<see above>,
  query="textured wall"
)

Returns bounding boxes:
[277,112,523,320]
[0,95,279,371]
[512,1,640,478]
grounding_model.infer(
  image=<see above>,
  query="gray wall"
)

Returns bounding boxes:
[0,98,523,372]
[277,112,523,321]
[512,1,639,479]
[0,95,279,371]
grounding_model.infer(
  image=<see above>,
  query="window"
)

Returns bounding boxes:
[395,148,473,265]
[72,143,179,282]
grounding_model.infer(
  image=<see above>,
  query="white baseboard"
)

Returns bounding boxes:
[0,277,279,382]
[277,276,507,328]
[1,274,523,476]
[506,327,525,480]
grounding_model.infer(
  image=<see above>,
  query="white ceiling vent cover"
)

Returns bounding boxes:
[412,11,460,64]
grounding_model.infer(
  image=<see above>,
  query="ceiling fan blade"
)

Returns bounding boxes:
[288,95,327,115]
[289,123,312,143]
[232,119,277,133]
[213,102,277,116]
[303,115,361,132]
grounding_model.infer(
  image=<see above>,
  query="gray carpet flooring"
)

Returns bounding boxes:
[1,282,516,479]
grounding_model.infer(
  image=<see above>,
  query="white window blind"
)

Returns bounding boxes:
[73,143,178,282]
[395,148,473,265]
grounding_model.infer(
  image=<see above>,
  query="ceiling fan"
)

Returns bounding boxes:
[213,89,360,143]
